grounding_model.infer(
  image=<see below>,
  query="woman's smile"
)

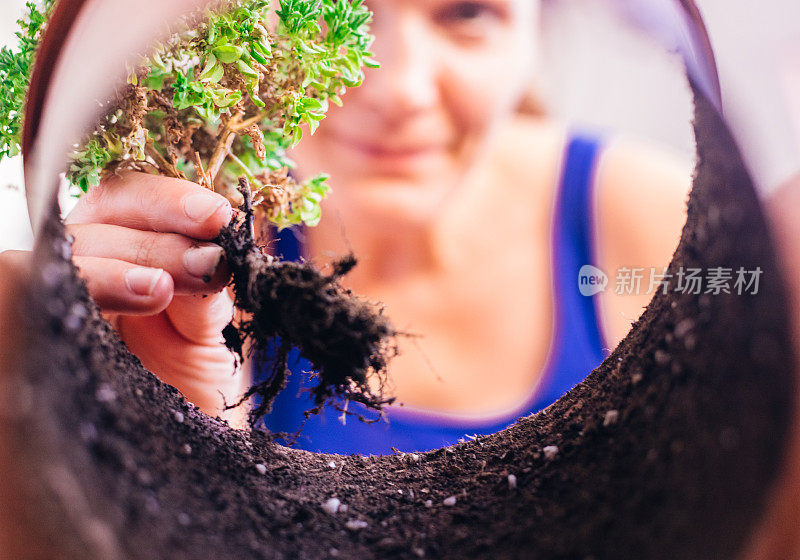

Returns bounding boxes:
[326,130,454,174]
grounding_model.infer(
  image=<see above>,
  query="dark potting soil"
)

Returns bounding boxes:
[2,86,795,559]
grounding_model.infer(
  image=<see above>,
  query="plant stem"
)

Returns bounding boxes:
[145,141,178,178]
[231,112,267,132]
[192,151,211,190]
[227,151,260,186]
[206,112,243,185]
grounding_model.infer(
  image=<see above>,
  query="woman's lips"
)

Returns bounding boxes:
[331,133,449,164]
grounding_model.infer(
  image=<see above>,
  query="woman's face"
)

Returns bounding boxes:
[292,0,540,223]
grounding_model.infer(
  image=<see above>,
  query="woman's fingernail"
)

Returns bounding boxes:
[125,268,165,297]
[183,245,224,280]
[183,193,230,223]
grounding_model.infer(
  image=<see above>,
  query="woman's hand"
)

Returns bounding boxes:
[65,172,249,426]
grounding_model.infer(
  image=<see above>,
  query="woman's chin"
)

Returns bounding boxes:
[339,178,454,225]
[362,152,449,177]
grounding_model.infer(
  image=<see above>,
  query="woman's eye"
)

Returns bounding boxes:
[436,2,504,25]
[434,1,507,42]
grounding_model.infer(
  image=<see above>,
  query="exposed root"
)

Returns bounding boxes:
[217,177,398,427]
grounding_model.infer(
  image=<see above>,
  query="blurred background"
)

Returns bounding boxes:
[0,1,29,253]
[1,0,798,253]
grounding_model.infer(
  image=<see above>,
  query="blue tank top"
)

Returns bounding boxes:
[257,134,610,454]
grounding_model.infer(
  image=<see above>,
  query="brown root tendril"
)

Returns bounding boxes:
[217,177,398,429]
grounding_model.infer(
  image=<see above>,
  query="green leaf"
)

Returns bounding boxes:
[151,50,168,71]
[300,97,323,111]
[341,76,362,88]
[292,124,303,146]
[300,204,321,227]
[237,59,258,78]
[199,57,225,83]
[213,44,243,63]
[210,89,242,108]
[253,39,272,58]
[250,46,269,65]
[147,66,168,90]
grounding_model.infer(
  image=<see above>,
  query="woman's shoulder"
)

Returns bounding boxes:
[592,135,693,347]
[490,117,691,226]
[593,136,693,259]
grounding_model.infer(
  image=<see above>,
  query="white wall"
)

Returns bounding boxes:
[693,0,800,194]
[0,0,32,253]
[541,0,695,159]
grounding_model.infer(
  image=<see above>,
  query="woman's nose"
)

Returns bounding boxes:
[360,14,439,120]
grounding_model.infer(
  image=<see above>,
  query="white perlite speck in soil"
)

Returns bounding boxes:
[674,318,694,339]
[654,349,670,366]
[322,498,341,515]
[603,410,619,427]
[345,519,368,530]
[443,496,457,507]
[95,384,117,403]
[543,445,559,460]
[254,463,267,475]
[508,474,518,490]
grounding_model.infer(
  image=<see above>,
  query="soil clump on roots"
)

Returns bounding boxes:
[216,178,397,426]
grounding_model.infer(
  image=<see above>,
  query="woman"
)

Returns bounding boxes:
[55,0,690,451]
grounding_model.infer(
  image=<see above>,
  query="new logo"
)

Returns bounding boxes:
[578,265,608,296]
